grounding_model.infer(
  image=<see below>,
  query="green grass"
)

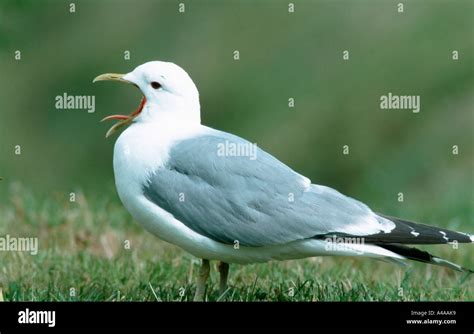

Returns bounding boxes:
[0,183,472,301]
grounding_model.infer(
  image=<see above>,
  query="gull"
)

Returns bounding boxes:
[93,61,473,301]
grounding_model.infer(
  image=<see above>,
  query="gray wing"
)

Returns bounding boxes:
[143,129,393,247]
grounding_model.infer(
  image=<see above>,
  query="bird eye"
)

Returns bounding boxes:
[151,81,161,89]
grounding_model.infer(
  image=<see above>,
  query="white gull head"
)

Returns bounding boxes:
[123,61,201,124]
[93,61,201,137]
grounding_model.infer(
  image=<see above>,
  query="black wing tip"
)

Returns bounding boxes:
[375,213,474,245]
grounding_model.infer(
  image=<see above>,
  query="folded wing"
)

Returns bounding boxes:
[143,130,396,247]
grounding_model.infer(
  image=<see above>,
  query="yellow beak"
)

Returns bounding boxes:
[93,73,128,84]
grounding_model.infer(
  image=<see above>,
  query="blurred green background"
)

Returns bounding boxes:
[0,0,473,301]
[0,0,473,233]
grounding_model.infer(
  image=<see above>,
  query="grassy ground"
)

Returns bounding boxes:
[0,183,472,302]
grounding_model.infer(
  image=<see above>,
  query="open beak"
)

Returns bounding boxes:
[93,73,146,138]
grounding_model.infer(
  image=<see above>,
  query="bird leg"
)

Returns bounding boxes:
[193,259,210,301]
[218,261,229,295]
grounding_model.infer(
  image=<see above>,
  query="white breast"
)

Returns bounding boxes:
[112,120,232,258]
[113,119,202,236]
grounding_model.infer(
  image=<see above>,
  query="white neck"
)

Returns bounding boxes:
[136,93,201,125]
